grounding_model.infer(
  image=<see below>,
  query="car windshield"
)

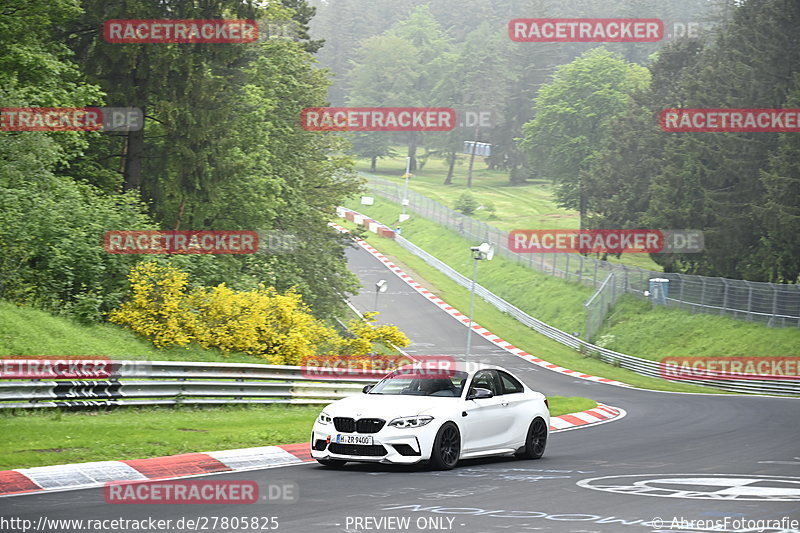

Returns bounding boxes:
[368,371,469,397]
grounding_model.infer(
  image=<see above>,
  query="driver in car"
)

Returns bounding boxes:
[421,378,458,396]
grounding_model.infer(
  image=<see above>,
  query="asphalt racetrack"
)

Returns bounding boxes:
[2,243,799,533]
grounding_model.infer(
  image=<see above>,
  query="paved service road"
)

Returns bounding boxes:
[2,243,799,533]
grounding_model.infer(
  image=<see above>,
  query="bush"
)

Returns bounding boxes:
[454,192,479,215]
[109,261,409,364]
[0,175,157,321]
[482,200,497,218]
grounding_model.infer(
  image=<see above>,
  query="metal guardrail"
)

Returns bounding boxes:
[364,175,800,328]
[0,361,378,409]
[342,206,799,396]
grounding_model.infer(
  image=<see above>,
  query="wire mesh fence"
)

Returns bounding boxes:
[584,273,620,342]
[364,176,800,333]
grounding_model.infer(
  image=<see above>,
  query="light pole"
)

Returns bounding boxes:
[374,279,387,312]
[465,242,494,357]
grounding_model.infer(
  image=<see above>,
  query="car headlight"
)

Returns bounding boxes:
[388,416,433,429]
[317,411,332,425]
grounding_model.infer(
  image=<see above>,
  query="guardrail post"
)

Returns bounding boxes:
[746,282,753,322]
[721,278,728,316]
[698,278,706,314]
[770,284,778,327]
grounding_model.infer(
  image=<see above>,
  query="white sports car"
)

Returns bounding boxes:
[310,362,549,469]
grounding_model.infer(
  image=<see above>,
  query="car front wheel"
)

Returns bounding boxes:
[429,422,461,470]
[517,417,548,459]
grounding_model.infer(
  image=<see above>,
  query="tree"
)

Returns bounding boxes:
[582,39,705,265]
[518,47,650,227]
[454,192,479,215]
[647,0,800,279]
[346,33,419,173]
[346,6,452,172]
[386,6,453,172]
[583,0,800,280]
[280,0,325,53]
[350,133,397,172]
[758,107,800,282]
[429,22,511,186]
[63,1,363,318]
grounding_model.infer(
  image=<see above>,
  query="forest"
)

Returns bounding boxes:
[311,0,800,281]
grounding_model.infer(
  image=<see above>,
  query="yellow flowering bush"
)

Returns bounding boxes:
[109,261,409,364]
[108,261,199,348]
[337,312,410,356]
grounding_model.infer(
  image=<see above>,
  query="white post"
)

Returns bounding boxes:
[402,156,411,217]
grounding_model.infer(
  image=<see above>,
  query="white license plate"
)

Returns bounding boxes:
[335,434,373,445]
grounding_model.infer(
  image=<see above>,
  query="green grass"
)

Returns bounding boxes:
[339,217,723,394]
[548,396,596,416]
[599,296,800,358]
[0,301,262,363]
[0,398,594,469]
[0,405,319,469]
[357,150,661,271]
[345,198,800,364]
[0,300,400,362]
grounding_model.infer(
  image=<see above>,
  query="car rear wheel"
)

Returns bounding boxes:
[316,459,347,467]
[429,422,460,470]
[517,417,548,459]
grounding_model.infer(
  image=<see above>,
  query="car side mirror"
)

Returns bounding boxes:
[467,387,493,400]
[362,384,374,394]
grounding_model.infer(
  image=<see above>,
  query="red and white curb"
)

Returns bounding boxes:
[0,443,310,497]
[331,218,630,388]
[0,407,623,497]
[550,403,625,432]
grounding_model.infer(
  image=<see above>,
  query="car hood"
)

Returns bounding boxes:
[323,394,458,420]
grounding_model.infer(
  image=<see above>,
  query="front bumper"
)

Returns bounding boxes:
[310,422,438,464]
